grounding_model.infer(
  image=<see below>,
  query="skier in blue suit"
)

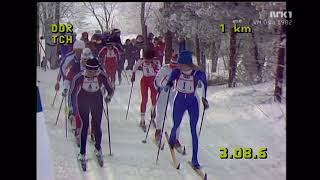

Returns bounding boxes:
[164,50,209,168]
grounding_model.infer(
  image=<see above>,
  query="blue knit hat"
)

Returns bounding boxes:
[178,50,193,65]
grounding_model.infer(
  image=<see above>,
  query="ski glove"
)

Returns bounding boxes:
[62,89,68,97]
[131,74,135,83]
[55,82,60,91]
[104,95,112,104]
[202,97,209,110]
[164,81,173,92]
[157,87,162,93]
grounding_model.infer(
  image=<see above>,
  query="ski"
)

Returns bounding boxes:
[164,131,180,169]
[95,154,104,167]
[188,161,207,180]
[175,146,186,155]
[77,157,87,172]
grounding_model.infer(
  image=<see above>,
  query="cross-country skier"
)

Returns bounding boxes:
[68,57,114,167]
[110,29,124,85]
[64,48,99,145]
[98,41,121,88]
[154,53,183,152]
[54,33,76,91]
[164,50,209,168]
[131,49,161,131]
[60,40,85,145]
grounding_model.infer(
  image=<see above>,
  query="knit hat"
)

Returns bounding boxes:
[178,50,193,65]
[73,40,85,49]
[85,58,100,70]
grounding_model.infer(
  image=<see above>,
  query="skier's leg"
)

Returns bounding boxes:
[169,90,181,140]
[169,94,186,147]
[77,92,90,155]
[150,79,158,108]
[140,78,148,114]
[155,90,166,129]
[90,115,96,138]
[91,93,103,151]
[188,97,200,167]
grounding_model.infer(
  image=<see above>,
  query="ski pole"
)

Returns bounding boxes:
[198,109,206,137]
[65,98,68,138]
[156,88,171,163]
[142,92,160,143]
[51,90,58,106]
[55,96,65,125]
[125,82,134,121]
[122,70,130,84]
[104,105,112,156]
[142,117,153,143]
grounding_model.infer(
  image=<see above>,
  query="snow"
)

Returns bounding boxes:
[37,67,286,180]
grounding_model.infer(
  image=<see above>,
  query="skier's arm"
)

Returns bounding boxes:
[56,71,62,82]
[60,56,72,79]
[63,66,74,90]
[197,71,208,98]
[167,69,180,85]
[132,59,143,74]
[68,72,83,109]
[155,65,168,89]
[97,47,106,68]
[55,71,62,91]
[99,71,114,98]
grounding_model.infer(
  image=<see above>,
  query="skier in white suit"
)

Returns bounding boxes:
[154,53,183,153]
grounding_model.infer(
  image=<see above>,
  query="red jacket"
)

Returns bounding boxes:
[98,47,120,66]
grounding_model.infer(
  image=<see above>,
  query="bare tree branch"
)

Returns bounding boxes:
[60,2,73,18]
[83,2,104,32]
[144,2,152,23]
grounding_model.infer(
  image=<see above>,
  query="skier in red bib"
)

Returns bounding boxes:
[131,49,161,131]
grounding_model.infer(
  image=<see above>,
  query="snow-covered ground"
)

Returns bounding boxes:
[37,67,286,180]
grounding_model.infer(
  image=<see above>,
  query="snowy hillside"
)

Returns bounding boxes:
[37,67,286,180]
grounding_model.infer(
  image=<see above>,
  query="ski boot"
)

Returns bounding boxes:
[155,129,161,142]
[77,153,87,171]
[154,129,164,150]
[175,140,186,155]
[94,148,104,167]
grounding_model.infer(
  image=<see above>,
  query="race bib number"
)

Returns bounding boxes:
[176,74,195,93]
[143,63,156,76]
[82,77,100,92]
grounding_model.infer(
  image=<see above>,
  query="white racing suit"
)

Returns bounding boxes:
[154,64,180,139]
